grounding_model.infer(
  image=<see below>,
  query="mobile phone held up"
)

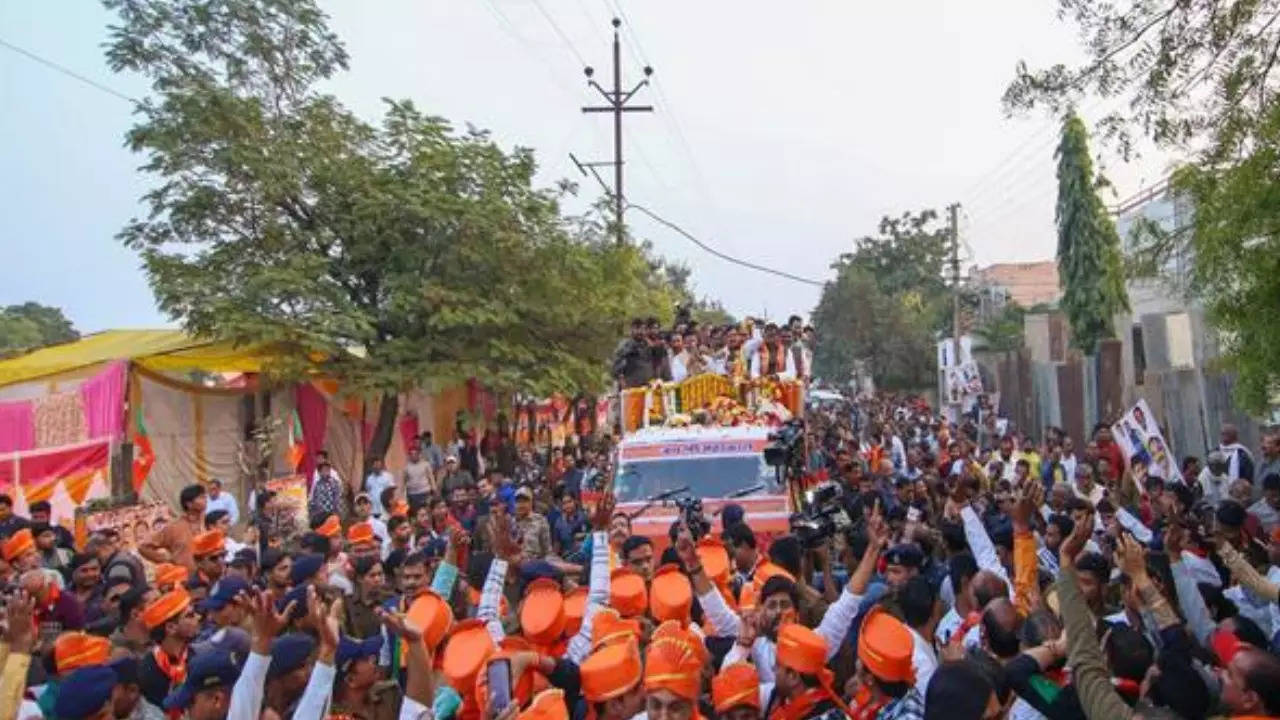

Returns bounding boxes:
[487,657,513,713]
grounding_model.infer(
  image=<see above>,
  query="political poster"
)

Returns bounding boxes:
[1111,398,1182,483]
[84,502,174,552]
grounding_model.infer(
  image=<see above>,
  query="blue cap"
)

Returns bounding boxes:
[519,559,563,594]
[163,650,240,711]
[721,503,745,528]
[336,634,384,673]
[109,655,140,684]
[422,537,448,559]
[192,626,252,658]
[230,548,258,567]
[290,553,324,585]
[884,543,925,569]
[274,584,310,621]
[54,665,115,717]
[198,575,252,612]
[268,633,316,678]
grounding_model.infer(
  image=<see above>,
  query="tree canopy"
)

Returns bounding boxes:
[1008,0,1280,411]
[102,0,680,455]
[1055,113,1129,353]
[0,303,79,356]
[812,210,950,390]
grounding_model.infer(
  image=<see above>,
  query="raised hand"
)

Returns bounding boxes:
[590,492,616,532]
[5,590,35,654]
[674,523,698,570]
[248,589,294,653]
[1059,508,1093,568]
[1116,533,1148,583]
[377,607,424,644]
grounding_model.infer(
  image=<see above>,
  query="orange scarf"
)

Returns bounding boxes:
[771,688,838,720]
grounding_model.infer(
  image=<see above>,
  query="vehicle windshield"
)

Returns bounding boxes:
[614,455,778,503]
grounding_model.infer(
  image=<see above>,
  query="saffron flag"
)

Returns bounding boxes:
[287,409,306,471]
[132,407,155,493]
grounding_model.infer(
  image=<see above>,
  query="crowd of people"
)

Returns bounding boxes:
[612,314,815,388]
[0,383,1278,720]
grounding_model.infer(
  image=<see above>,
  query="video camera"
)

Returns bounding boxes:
[788,480,858,549]
[674,495,712,541]
[764,419,805,471]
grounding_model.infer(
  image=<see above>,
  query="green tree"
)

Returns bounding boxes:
[1007,0,1280,411]
[0,303,78,355]
[812,209,949,389]
[102,0,673,459]
[1055,113,1129,353]
[972,302,1026,352]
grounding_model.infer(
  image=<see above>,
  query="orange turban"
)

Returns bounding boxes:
[408,590,455,650]
[643,630,704,701]
[563,586,588,637]
[2,529,34,562]
[651,620,709,665]
[191,530,225,558]
[141,589,192,630]
[696,537,732,586]
[346,522,375,546]
[609,568,646,618]
[316,514,341,538]
[520,578,567,646]
[580,638,642,702]
[54,631,110,674]
[713,663,761,714]
[154,563,188,588]
[856,607,915,685]
[442,618,496,693]
[590,608,641,652]
[520,688,568,720]
[649,564,693,625]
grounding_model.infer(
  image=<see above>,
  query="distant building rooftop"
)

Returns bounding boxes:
[971,261,1061,308]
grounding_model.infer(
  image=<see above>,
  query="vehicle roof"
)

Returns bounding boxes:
[618,424,773,445]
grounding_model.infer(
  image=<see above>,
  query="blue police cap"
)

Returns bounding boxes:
[290,553,325,586]
[268,633,316,679]
[53,665,115,718]
[884,542,925,569]
[336,634,384,674]
[163,650,240,711]
[274,584,310,622]
[198,575,252,612]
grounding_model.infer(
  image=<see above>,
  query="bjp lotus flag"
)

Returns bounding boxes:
[132,408,155,493]
[287,409,306,471]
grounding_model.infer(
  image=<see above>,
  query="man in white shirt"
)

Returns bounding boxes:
[204,478,240,526]
[364,457,395,518]
[668,332,688,382]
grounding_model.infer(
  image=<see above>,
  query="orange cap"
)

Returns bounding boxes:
[649,564,693,625]
[347,522,375,546]
[643,630,703,701]
[141,588,192,630]
[467,585,509,617]
[408,590,455,650]
[741,561,795,611]
[713,663,761,714]
[609,568,647,618]
[2,528,34,562]
[591,608,641,652]
[696,537,732,586]
[390,499,409,518]
[54,631,110,674]
[316,514,341,538]
[563,586,588,637]
[580,638,643,702]
[520,578,567,646]
[776,623,828,676]
[856,608,915,685]
[191,529,225,558]
[652,620,709,665]
[442,618,496,692]
[154,563,188,588]
[520,688,568,720]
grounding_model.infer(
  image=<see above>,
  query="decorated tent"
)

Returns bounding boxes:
[0,330,484,531]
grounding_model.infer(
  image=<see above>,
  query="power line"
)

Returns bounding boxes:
[0,37,137,104]
[626,202,826,286]
[529,0,589,67]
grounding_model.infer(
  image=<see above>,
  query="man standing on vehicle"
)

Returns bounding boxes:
[613,318,654,389]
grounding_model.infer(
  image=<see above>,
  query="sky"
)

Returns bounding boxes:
[0,1,1178,333]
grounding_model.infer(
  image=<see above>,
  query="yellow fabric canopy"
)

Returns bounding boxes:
[0,329,277,387]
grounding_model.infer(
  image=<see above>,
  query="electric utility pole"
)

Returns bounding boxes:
[948,202,963,417]
[581,18,653,245]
